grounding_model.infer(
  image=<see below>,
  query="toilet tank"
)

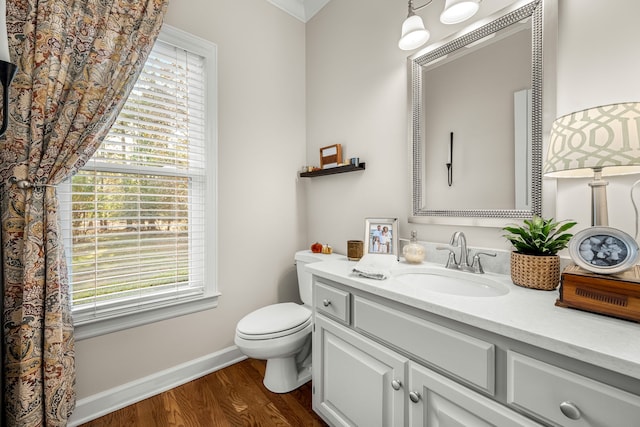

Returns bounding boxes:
[294,250,344,306]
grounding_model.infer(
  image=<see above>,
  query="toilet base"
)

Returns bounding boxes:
[263,356,312,393]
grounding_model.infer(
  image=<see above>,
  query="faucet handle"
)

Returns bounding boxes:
[436,246,458,269]
[470,251,497,274]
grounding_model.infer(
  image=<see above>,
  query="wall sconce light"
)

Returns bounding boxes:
[544,102,640,226]
[440,0,481,25]
[398,0,432,51]
[0,0,17,136]
[399,0,482,51]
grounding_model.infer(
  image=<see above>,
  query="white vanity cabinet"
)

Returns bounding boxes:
[312,277,538,426]
[311,275,640,427]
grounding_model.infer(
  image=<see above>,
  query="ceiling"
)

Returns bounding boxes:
[265,0,331,23]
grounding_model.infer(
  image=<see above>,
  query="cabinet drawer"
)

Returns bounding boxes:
[507,351,640,427]
[353,296,495,394]
[314,281,350,324]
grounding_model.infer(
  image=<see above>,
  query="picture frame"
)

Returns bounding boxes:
[320,144,342,169]
[568,226,640,274]
[364,217,398,258]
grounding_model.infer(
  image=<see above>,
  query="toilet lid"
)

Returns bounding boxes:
[236,303,311,339]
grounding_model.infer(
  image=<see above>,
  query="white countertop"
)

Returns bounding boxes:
[307,258,640,381]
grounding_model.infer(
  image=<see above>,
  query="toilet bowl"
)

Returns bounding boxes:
[234,250,344,393]
[235,303,313,393]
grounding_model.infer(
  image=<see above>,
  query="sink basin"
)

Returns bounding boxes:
[393,266,509,297]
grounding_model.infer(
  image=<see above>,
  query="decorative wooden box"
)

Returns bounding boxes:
[556,264,640,323]
[320,144,342,169]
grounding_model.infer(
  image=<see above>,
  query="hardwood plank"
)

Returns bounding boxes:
[183,373,233,427]
[79,359,328,427]
[223,360,293,426]
[134,393,171,427]
[80,405,139,427]
[163,386,207,426]
[244,359,321,427]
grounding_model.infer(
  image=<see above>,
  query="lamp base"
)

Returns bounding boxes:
[589,169,609,227]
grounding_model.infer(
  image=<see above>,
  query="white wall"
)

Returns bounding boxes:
[555,0,640,237]
[73,0,307,400]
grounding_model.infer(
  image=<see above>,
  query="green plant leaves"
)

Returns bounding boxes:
[503,216,577,256]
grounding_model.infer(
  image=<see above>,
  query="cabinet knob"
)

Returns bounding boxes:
[391,379,402,390]
[322,299,331,307]
[559,401,581,420]
[409,391,421,403]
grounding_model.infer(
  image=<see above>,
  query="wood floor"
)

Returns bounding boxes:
[80,358,328,427]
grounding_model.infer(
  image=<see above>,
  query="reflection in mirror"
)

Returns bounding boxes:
[409,0,546,225]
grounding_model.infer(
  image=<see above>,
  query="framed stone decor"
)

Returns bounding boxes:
[569,226,639,274]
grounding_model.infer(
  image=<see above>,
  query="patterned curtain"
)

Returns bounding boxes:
[0,0,169,425]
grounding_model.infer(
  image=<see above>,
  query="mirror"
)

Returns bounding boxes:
[409,0,549,226]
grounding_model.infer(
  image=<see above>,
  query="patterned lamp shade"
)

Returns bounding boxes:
[544,102,640,177]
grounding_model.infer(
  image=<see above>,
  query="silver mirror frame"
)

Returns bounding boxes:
[408,0,554,227]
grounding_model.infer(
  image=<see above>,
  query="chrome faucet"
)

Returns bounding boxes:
[437,231,496,274]
[451,231,470,270]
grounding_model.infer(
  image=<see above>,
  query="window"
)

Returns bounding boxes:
[61,26,218,339]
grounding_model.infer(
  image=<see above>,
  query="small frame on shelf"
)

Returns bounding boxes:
[320,144,342,169]
[568,226,639,274]
[364,217,398,257]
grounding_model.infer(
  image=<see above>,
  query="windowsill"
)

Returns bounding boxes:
[73,293,221,341]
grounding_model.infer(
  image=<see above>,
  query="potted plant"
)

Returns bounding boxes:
[503,216,577,290]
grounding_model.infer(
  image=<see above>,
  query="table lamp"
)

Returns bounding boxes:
[544,102,640,226]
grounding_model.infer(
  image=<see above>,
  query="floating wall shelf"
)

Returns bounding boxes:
[299,163,366,178]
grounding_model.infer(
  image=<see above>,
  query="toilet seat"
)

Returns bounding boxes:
[236,302,311,340]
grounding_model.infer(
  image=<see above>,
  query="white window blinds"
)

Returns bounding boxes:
[63,32,209,325]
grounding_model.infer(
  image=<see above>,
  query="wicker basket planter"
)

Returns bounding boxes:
[510,252,561,291]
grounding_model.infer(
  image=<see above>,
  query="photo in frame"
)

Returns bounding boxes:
[364,218,398,257]
[568,226,640,274]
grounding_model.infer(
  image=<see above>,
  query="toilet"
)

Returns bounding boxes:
[234,250,344,393]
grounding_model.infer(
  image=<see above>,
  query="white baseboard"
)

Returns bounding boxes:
[68,346,246,426]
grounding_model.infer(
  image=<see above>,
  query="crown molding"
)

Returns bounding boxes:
[265,0,331,23]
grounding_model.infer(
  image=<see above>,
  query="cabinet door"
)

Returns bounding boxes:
[408,362,541,427]
[313,314,407,427]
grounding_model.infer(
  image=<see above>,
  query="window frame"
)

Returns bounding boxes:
[63,24,219,341]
